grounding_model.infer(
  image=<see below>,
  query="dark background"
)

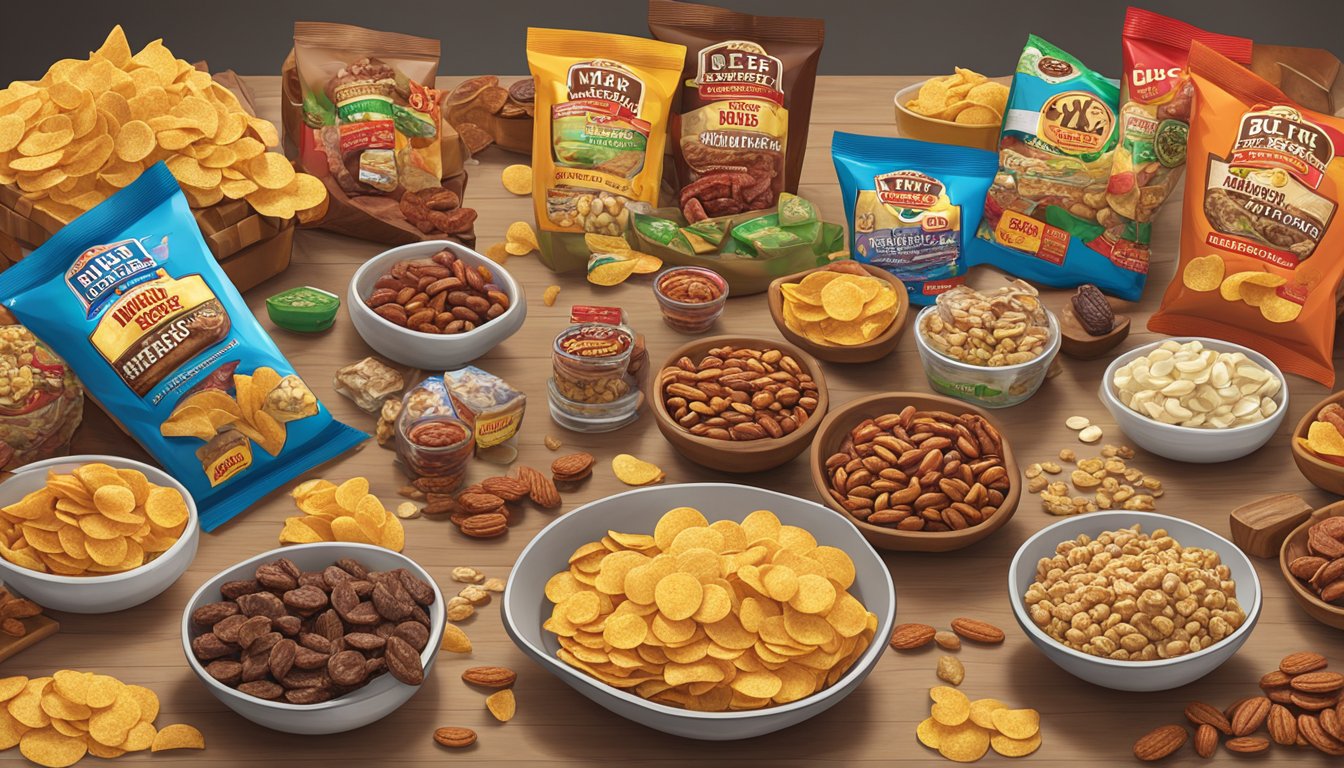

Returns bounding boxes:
[3,0,1342,83]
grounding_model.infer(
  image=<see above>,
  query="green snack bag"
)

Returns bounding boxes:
[633,212,695,255]
[731,215,806,251]
[777,192,817,226]
[683,218,729,246]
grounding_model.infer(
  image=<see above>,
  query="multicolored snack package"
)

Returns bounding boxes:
[526,28,685,272]
[832,133,998,305]
[1107,8,1252,263]
[1149,43,1344,387]
[969,36,1137,298]
[0,163,366,530]
[648,0,824,222]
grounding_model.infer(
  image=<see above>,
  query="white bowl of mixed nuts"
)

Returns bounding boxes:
[348,240,526,370]
[1008,511,1261,692]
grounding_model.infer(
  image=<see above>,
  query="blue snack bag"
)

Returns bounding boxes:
[832,132,998,305]
[0,163,366,531]
[968,35,1142,300]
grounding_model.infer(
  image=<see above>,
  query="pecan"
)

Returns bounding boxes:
[1071,283,1115,336]
[433,727,477,748]
[461,666,517,689]
[459,512,509,538]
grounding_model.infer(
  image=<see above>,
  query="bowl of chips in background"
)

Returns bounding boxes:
[0,454,199,613]
[348,240,526,371]
[767,261,909,364]
[180,542,445,734]
[893,70,1009,152]
[1290,390,1344,495]
[501,482,896,740]
[651,335,829,474]
[1098,337,1287,464]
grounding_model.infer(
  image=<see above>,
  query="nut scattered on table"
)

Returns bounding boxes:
[919,280,1050,368]
[551,452,595,484]
[660,345,819,441]
[936,655,965,686]
[1027,443,1160,515]
[1112,340,1281,428]
[433,726,477,748]
[364,249,509,335]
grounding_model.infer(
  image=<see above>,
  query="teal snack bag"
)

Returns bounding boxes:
[968,35,1140,300]
[832,132,998,305]
[0,163,366,532]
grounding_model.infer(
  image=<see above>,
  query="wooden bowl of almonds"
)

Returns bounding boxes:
[809,392,1019,552]
[1279,502,1344,630]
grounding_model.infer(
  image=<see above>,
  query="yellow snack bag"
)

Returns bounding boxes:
[526,28,685,272]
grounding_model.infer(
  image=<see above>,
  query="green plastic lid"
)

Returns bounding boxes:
[266,286,340,333]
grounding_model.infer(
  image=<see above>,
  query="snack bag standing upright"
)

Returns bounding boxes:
[526,28,686,272]
[1106,7,1253,264]
[0,164,367,531]
[1150,43,1344,387]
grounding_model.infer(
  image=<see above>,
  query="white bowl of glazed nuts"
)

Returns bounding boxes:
[1099,337,1286,463]
[1008,511,1261,692]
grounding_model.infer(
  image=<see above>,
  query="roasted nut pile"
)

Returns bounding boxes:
[419,465,561,539]
[1286,516,1344,604]
[364,249,509,334]
[189,556,436,704]
[1027,444,1162,515]
[824,405,1008,532]
[660,345,819,441]
[919,280,1051,367]
[1025,525,1246,661]
[1112,340,1281,428]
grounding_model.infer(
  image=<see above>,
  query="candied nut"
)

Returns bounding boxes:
[394,502,420,519]
[544,435,563,451]
[446,599,476,622]
[1041,461,1061,474]
[452,566,486,584]
[933,630,961,651]
[1058,448,1076,462]
[919,280,1050,367]
[459,585,491,605]
[936,655,965,686]
[483,577,506,592]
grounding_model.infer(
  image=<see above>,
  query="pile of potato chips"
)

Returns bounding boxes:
[611,454,665,486]
[780,268,901,346]
[0,463,188,576]
[282,477,405,552]
[917,686,1042,761]
[1,672,204,766]
[585,235,663,287]
[543,507,877,711]
[904,68,1009,126]
[1181,255,1304,323]
[0,26,325,223]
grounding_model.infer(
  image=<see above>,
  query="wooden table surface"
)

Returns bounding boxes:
[12,74,1344,767]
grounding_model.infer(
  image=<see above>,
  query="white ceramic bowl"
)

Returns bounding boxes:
[1098,337,1287,463]
[503,483,896,740]
[914,306,1061,409]
[181,542,445,735]
[348,240,526,370]
[1008,511,1261,692]
[0,455,199,613]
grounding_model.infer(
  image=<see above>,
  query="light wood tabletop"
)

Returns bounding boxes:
[12,74,1344,766]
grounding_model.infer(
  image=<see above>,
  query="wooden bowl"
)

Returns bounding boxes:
[1278,501,1344,630]
[651,335,828,474]
[765,263,909,364]
[809,392,1019,552]
[1059,303,1130,360]
[1291,390,1344,495]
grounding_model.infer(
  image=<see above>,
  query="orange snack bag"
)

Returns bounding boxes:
[1149,42,1344,386]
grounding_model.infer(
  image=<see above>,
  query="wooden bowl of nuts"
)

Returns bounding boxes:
[809,392,1019,552]
[651,336,828,474]
[1291,390,1344,496]
[766,262,909,364]
[1279,502,1344,630]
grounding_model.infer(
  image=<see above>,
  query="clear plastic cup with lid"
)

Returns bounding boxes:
[552,324,635,405]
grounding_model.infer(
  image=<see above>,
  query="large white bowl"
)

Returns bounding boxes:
[0,455,199,613]
[1098,337,1287,463]
[1008,511,1261,692]
[181,542,445,735]
[502,483,896,740]
[348,240,526,370]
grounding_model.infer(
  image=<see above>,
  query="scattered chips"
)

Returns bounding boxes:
[280,476,405,552]
[501,164,532,195]
[0,463,187,576]
[905,68,1008,125]
[543,507,878,712]
[542,285,561,307]
[484,689,516,722]
[159,366,314,457]
[611,454,665,486]
[0,26,325,223]
[918,686,1041,762]
[779,265,900,346]
[582,234,664,287]
[440,624,473,653]
[505,221,540,256]
[149,723,204,752]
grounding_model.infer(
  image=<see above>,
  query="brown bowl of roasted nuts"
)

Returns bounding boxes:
[1280,502,1344,630]
[809,392,1019,552]
[651,335,828,474]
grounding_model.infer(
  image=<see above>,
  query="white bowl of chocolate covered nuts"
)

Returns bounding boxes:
[349,240,527,370]
[1099,337,1287,463]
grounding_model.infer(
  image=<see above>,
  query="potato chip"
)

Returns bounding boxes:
[1217,270,1266,301]
[1307,421,1344,456]
[612,454,665,487]
[938,722,991,763]
[991,731,1041,757]
[507,221,540,250]
[955,105,1000,125]
[504,241,535,257]
[440,624,472,653]
[1260,294,1304,323]
[968,697,1006,729]
[484,689,516,722]
[585,233,631,255]
[149,723,204,752]
[930,686,971,726]
[990,707,1040,740]
[587,254,638,287]
[0,677,28,704]
[19,727,87,768]
[501,164,532,195]
[1182,254,1225,292]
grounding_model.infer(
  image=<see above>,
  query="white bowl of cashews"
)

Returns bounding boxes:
[1098,337,1287,464]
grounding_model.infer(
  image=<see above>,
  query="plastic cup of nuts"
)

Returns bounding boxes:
[653,267,729,334]
[1099,337,1287,463]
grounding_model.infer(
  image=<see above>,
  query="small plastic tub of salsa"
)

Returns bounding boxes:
[266,286,340,333]
[395,415,474,488]
[653,267,728,334]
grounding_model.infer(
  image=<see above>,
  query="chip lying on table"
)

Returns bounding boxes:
[0,163,366,531]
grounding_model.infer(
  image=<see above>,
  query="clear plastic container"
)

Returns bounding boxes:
[653,267,728,334]
[552,324,635,404]
[395,414,474,487]
[914,306,1060,408]
[546,378,641,433]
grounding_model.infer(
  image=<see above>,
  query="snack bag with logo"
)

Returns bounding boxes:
[648,0,824,223]
[1107,8,1253,264]
[1149,42,1344,387]
[969,36,1137,298]
[0,163,366,530]
[832,133,998,305]
[526,28,686,272]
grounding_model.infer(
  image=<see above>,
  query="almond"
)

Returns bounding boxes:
[888,623,936,651]
[1230,696,1270,737]
[1292,671,1344,693]
[551,452,595,481]
[1281,651,1328,675]
[1300,713,1344,755]
[1290,689,1340,711]
[1322,707,1344,741]
[462,666,516,689]
[1193,723,1218,758]
[457,492,505,515]
[458,512,508,538]
[1184,701,1232,736]
[433,726,477,748]
[1134,724,1187,761]
[934,630,961,650]
[1259,670,1292,690]
[1224,736,1270,754]
[1289,555,1329,580]
[515,464,561,509]
[1268,704,1298,745]
[479,476,529,502]
[949,617,1005,644]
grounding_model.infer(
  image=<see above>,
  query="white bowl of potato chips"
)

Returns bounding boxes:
[0,455,199,613]
[894,70,1009,152]
[502,483,896,740]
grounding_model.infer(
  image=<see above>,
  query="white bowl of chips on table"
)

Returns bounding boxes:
[894,68,1009,152]
[502,483,896,740]
[0,454,199,613]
